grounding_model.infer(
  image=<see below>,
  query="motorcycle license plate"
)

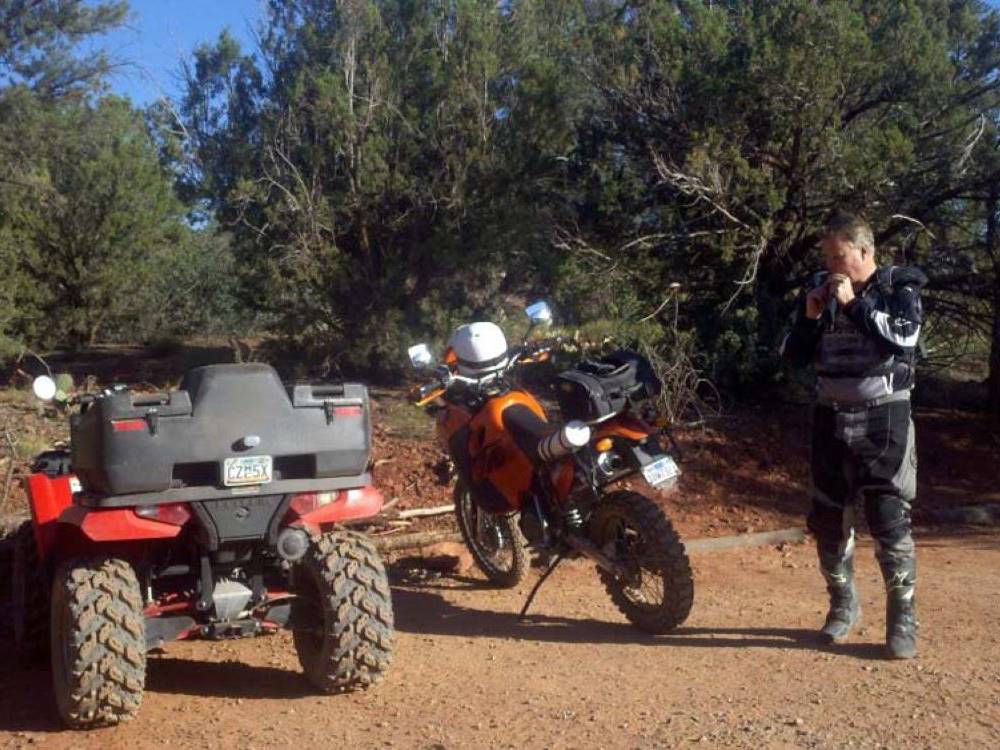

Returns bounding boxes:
[224,455,273,486]
[641,455,679,488]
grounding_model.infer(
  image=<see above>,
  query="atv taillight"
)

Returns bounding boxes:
[289,491,341,515]
[112,418,146,432]
[135,503,191,526]
[333,406,363,417]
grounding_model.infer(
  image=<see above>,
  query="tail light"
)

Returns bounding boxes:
[289,491,341,515]
[135,503,191,526]
[112,419,146,433]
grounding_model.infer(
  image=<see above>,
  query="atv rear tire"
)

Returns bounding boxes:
[589,491,694,634]
[454,481,527,588]
[12,521,49,663]
[51,558,146,728]
[293,530,394,693]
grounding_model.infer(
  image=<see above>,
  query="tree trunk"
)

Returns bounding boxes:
[987,186,1000,413]
[989,264,1000,413]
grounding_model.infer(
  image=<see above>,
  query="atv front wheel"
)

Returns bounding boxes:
[454,481,527,588]
[589,491,694,634]
[51,558,146,728]
[292,529,394,693]
[12,521,49,663]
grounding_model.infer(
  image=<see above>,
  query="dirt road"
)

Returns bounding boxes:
[1,529,998,750]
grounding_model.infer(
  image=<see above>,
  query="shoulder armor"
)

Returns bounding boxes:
[877,265,927,293]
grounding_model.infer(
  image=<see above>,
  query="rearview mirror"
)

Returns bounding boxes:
[408,343,435,369]
[525,301,553,327]
[32,375,57,402]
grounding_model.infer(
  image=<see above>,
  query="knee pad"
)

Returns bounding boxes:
[867,496,913,549]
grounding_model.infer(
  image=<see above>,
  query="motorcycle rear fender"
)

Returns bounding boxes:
[594,414,656,443]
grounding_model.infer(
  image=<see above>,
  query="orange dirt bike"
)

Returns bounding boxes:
[407,303,693,633]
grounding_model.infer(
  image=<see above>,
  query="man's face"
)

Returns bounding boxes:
[821,236,866,279]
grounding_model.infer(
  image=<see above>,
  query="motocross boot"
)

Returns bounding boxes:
[817,541,861,643]
[878,545,918,659]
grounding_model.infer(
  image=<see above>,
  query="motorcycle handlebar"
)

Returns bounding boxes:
[414,338,562,402]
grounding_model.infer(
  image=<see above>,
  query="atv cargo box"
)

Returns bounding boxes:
[71,363,371,504]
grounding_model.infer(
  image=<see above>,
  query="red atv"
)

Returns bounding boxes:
[7,364,394,728]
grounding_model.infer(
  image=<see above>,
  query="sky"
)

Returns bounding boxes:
[96,0,263,105]
[98,0,1000,107]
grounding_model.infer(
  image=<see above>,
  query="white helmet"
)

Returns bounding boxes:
[449,322,509,380]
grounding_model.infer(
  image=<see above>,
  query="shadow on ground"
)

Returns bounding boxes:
[390,582,886,660]
[0,655,319,733]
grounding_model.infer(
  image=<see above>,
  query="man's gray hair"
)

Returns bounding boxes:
[822,211,875,256]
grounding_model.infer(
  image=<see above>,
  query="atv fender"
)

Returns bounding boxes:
[57,505,184,543]
[24,473,76,560]
[294,485,384,532]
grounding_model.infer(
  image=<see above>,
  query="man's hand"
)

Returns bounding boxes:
[829,274,855,306]
[805,285,829,320]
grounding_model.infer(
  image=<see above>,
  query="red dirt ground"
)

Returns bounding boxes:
[1,360,997,748]
[1,531,997,749]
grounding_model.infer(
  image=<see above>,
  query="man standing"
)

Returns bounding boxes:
[782,212,926,659]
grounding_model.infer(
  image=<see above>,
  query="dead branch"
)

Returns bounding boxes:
[720,235,767,314]
[387,504,455,520]
[639,282,682,323]
[15,348,52,377]
[373,530,462,552]
[1,431,19,514]
[650,150,749,229]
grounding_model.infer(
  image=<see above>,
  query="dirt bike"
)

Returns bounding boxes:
[408,303,694,633]
[7,364,394,728]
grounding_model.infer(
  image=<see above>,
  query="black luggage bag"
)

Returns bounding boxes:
[555,349,661,422]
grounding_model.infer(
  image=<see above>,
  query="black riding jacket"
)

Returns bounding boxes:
[781,266,927,406]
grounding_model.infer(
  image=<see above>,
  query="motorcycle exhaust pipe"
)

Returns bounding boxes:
[537,421,591,462]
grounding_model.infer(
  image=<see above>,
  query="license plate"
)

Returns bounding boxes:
[641,455,679,487]
[223,455,273,487]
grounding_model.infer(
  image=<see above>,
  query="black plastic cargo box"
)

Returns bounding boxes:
[71,364,371,501]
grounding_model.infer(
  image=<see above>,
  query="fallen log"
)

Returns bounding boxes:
[390,504,455,520]
[373,530,462,552]
[916,503,1000,527]
[685,527,806,553]
[372,526,807,555]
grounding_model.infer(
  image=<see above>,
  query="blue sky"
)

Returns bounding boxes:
[97,0,263,105]
[99,0,1000,106]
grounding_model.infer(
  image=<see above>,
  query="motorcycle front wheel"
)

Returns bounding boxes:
[588,491,694,634]
[454,481,527,588]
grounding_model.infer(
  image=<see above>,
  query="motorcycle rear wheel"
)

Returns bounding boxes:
[454,481,527,588]
[589,491,694,634]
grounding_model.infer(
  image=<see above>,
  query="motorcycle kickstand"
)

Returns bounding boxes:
[518,551,565,621]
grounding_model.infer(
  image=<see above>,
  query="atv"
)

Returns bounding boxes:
[7,363,394,728]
